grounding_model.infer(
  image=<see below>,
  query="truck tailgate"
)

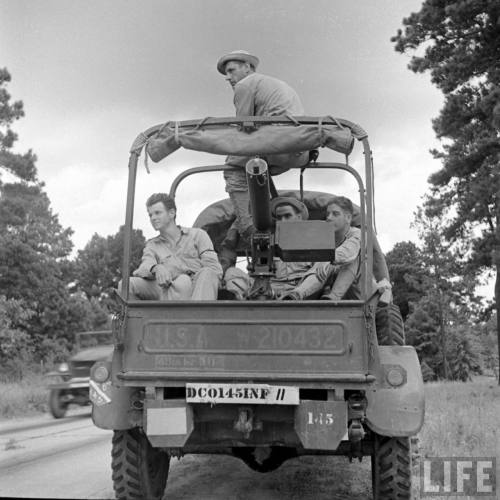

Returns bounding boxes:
[118,301,372,382]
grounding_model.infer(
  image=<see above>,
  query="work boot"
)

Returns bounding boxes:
[218,289,239,300]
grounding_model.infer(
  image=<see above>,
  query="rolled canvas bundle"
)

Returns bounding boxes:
[145,116,363,163]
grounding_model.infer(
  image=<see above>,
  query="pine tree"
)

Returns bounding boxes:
[393,1,500,382]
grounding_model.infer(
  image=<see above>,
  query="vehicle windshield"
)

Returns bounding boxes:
[76,331,112,350]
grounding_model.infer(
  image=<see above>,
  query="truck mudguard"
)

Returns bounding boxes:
[365,346,425,437]
[91,372,140,431]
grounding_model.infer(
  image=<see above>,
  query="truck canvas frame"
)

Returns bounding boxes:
[90,115,425,500]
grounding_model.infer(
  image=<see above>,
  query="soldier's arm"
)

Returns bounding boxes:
[335,229,361,264]
[132,243,158,279]
[196,229,223,279]
[233,81,255,116]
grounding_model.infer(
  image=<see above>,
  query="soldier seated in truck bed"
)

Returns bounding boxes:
[193,189,392,302]
[281,195,361,301]
[120,193,222,301]
[224,196,315,300]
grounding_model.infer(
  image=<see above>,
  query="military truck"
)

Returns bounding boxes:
[90,116,424,499]
[46,330,112,418]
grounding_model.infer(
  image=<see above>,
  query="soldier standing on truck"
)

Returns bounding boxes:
[216,50,305,246]
[282,196,362,301]
[223,196,314,299]
[119,193,222,300]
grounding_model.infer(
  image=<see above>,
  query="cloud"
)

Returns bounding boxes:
[43,162,127,253]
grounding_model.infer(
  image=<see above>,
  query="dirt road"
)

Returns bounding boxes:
[0,409,374,499]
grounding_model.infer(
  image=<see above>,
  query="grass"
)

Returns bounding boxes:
[419,376,500,457]
[413,376,500,499]
[4,437,24,450]
[0,374,48,419]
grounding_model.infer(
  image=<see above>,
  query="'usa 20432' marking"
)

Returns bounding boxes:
[144,323,345,352]
[237,326,343,351]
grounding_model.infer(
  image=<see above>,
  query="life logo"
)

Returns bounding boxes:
[420,457,496,497]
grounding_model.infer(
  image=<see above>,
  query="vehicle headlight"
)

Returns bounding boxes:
[93,364,110,383]
[57,362,70,373]
[386,367,405,387]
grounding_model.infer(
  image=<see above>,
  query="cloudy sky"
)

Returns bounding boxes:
[1,0,444,254]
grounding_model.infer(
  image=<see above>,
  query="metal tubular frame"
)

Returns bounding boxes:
[121,118,375,302]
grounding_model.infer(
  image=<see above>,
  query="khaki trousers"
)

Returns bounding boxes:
[121,268,219,300]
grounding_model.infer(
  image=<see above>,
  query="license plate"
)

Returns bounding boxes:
[186,383,299,405]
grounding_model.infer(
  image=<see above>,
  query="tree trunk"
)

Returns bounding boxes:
[496,182,500,385]
[439,293,448,379]
[496,263,500,385]
[496,188,500,385]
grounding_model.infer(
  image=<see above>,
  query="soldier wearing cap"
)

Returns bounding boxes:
[223,195,391,302]
[216,50,304,244]
[223,196,314,300]
[282,196,362,301]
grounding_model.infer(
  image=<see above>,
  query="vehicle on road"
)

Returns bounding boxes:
[90,116,425,500]
[46,330,112,418]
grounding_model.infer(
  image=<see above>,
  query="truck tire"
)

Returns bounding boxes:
[112,428,169,500]
[375,303,405,346]
[49,389,68,419]
[371,434,412,499]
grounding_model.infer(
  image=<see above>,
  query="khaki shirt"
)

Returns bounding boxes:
[134,226,222,281]
[233,73,304,117]
[306,226,361,282]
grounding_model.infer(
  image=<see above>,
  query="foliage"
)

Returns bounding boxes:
[0,185,88,343]
[386,241,426,321]
[393,0,500,381]
[399,206,482,380]
[0,374,49,417]
[0,68,110,368]
[0,68,38,182]
[71,225,145,311]
[478,313,499,376]
[448,336,480,382]
[406,296,483,381]
[406,297,440,360]
[0,295,35,380]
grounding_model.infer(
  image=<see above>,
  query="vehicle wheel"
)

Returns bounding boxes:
[371,434,412,499]
[49,389,68,419]
[375,303,405,346]
[112,428,170,500]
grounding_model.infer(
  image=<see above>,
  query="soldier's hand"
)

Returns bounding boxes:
[153,264,172,288]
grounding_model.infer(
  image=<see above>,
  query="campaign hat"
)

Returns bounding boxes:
[217,50,259,75]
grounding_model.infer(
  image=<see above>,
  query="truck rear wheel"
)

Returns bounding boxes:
[371,434,412,500]
[375,303,405,345]
[112,428,169,500]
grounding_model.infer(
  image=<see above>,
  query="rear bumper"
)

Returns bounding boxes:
[143,398,349,451]
[117,371,376,385]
